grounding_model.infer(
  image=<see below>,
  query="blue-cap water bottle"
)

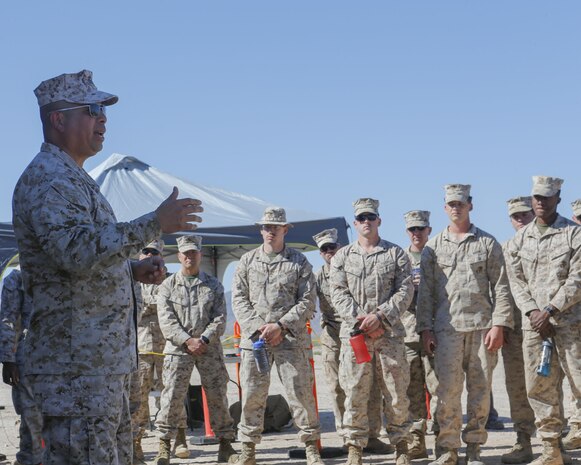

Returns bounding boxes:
[536,339,553,377]
[252,339,270,374]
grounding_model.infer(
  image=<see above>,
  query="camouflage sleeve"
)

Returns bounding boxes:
[156,277,191,348]
[488,239,514,329]
[330,250,359,331]
[505,233,539,315]
[232,255,260,336]
[377,247,414,327]
[32,179,161,274]
[0,272,21,362]
[201,281,227,343]
[550,228,581,312]
[278,258,316,335]
[416,244,436,333]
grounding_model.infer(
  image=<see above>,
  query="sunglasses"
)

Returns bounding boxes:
[53,103,107,118]
[408,227,427,232]
[355,213,378,222]
[320,243,338,253]
[260,224,282,231]
[142,248,160,256]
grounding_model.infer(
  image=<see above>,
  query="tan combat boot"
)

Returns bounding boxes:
[218,438,237,463]
[530,438,563,465]
[173,428,190,459]
[408,431,428,459]
[558,439,572,465]
[305,440,324,465]
[228,442,256,465]
[466,443,485,465]
[154,438,171,465]
[428,448,459,465]
[562,423,581,451]
[345,445,363,465]
[395,441,411,465]
[133,434,145,464]
[364,437,395,454]
[501,432,533,464]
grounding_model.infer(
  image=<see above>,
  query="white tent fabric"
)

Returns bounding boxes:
[89,153,321,226]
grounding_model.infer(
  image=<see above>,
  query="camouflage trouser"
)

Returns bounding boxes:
[405,341,439,433]
[131,354,164,438]
[321,326,382,437]
[26,373,132,465]
[501,329,536,435]
[523,324,581,439]
[339,335,411,448]
[12,369,43,465]
[156,348,235,440]
[434,329,496,449]
[238,347,321,444]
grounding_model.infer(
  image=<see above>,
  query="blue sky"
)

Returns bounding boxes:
[1,1,580,272]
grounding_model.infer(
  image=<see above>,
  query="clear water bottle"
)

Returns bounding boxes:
[252,339,270,374]
[536,339,553,377]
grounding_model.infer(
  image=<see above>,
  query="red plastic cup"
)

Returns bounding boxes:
[349,332,371,364]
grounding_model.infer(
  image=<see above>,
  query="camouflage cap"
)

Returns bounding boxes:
[177,235,202,253]
[143,239,164,253]
[531,176,564,197]
[34,70,118,107]
[404,210,430,229]
[256,207,293,227]
[313,228,338,249]
[572,199,581,217]
[444,184,471,203]
[353,198,379,216]
[506,196,532,216]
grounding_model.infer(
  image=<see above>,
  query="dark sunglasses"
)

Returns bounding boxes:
[320,243,338,253]
[408,226,427,232]
[355,213,378,222]
[142,248,160,256]
[54,103,107,118]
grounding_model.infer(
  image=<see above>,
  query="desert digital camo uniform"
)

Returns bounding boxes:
[0,269,43,465]
[132,282,165,438]
[232,246,321,444]
[416,225,513,450]
[402,247,439,434]
[12,142,161,464]
[500,240,536,437]
[330,239,414,448]
[506,214,581,439]
[155,270,235,440]
[316,263,384,438]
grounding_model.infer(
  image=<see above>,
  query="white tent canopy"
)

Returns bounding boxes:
[88,154,349,280]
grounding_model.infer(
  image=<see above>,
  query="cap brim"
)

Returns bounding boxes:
[406,221,429,228]
[445,195,469,203]
[178,246,201,253]
[68,90,118,106]
[508,206,532,216]
[532,187,558,197]
[256,221,293,227]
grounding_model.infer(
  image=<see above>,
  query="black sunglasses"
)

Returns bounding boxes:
[355,213,378,222]
[142,248,160,256]
[53,103,107,118]
[320,243,338,253]
[408,226,427,232]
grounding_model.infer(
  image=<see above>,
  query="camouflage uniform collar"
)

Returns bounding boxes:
[177,269,207,286]
[41,142,99,186]
[257,245,291,263]
[352,238,387,255]
[443,224,477,242]
[528,214,569,238]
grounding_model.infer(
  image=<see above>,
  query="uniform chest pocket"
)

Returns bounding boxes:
[468,252,487,274]
[276,267,298,290]
[249,268,268,287]
[197,287,215,304]
[551,246,571,279]
[168,291,189,309]
[436,256,455,279]
[376,263,396,288]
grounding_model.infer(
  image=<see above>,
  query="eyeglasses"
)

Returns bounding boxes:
[408,227,427,232]
[320,243,338,253]
[52,103,107,118]
[142,248,160,256]
[355,213,378,222]
[261,224,282,231]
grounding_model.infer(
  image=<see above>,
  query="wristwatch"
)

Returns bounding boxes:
[200,335,210,345]
[543,305,557,317]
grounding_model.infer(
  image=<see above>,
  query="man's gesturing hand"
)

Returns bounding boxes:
[156,187,203,233]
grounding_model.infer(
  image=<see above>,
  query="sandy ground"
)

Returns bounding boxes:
[0,348,580,465]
